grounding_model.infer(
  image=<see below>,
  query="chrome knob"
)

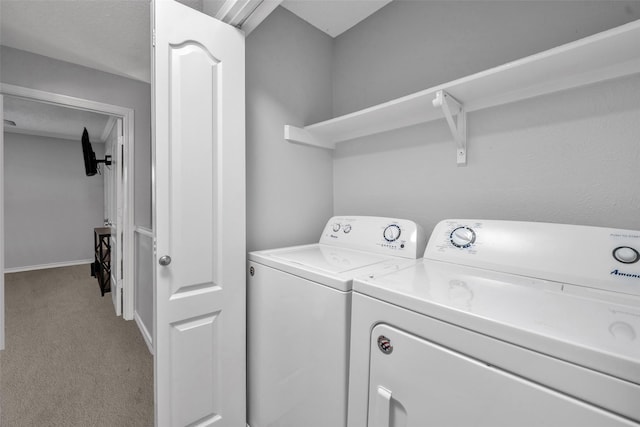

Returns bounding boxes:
[159,255,172,266]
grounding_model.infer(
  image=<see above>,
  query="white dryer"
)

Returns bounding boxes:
[247,216,426,427]
[348,219,640,427]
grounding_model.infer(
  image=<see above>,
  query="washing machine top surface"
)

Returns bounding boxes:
[265,244,389,274]
[354,219,640,384]
[249,216,427,292]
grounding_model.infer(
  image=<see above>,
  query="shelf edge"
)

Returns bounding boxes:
[284,125,335,150]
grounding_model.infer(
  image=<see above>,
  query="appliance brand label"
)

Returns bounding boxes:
[610,269,640,279]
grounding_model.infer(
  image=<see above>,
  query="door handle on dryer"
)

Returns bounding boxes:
[372,385,392,427]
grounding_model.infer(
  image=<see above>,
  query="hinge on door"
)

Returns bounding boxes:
[152,30,156,47]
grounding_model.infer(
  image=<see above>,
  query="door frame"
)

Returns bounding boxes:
[1,94,4,349]
[0,83,136,320]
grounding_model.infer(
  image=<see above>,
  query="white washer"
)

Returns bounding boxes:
[247,216,426,427]
[348,219,640,427]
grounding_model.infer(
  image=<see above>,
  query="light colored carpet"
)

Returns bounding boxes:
[0,264,153,426]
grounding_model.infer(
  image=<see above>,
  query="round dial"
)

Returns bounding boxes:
[613,246,639,264]
[450,226,476,248]
[332,223,341,232]
[383,224,401,242]
[343,224,352,234]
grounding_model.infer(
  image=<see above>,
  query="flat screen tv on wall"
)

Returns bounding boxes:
[81,127,111,176]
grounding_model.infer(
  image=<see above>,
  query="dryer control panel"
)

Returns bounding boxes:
[320,216,427,259]
[426,219,640,296]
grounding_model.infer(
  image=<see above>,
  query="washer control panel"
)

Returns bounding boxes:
[613,246,639,264]
[449,226,476,248]
[425,219,640,296]
[320,216,426,259]
[383,224,401,242]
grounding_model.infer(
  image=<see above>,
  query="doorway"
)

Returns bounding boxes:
[0,83,136,335]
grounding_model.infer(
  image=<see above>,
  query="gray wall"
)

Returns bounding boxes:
[135,229,153,347]
[332,1,640,235]
[4,133,105,269]
[333,1,640,116]
[246,7,334,252]
[0,46,152,228]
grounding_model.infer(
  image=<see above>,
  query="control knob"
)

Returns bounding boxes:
[332,223,341,232]
[450,226,476,248]
[383,224,401,242]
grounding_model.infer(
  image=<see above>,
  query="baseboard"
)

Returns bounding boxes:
[4,259,94,274]
[135,311,154,355]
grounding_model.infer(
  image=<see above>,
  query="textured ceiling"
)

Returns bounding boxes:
[0,0,393,86]
[0,0,151,83]
[3,97,113,143]
[0,0,390,140]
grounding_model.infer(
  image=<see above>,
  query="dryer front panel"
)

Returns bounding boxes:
[366,324,637,427]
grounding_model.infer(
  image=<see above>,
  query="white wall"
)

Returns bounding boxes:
[246,7,334,252]
[331,1,640,235]
[4,133,105,269]
[0,46,152,228]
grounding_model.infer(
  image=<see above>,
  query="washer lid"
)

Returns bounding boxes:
[249,243,409,292]
[355,259,640,385]
[273,245,389,274]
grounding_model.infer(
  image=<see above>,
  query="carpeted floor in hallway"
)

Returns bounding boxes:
[0,264,153,426]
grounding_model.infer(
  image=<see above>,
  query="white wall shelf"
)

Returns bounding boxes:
[284,19,640,165]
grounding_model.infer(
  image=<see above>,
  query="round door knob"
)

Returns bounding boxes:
[159,255,172,266]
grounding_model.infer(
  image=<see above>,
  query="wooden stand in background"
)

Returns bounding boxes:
[91,227,111,296]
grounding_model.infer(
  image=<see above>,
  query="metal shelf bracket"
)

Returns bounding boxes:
[432,90,467,166]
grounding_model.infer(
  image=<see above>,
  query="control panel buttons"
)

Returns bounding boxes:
[383,224,401,242]
[613,246,639,264]
[450,226,476,248]
[343,224,352,233]
[332,223,341,232]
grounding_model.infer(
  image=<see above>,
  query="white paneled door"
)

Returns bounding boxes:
[152,1,246,426]
[104,118,124,316]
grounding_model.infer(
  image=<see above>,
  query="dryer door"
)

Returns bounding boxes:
[367,324,636,427]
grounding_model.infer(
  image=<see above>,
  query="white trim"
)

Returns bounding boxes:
[135,226,154,238]
[99,116,117,143]
[134,226,154,355]
[4,259,94,274]
[135,311,154,355]
[0,83,136,321]
[0,84,133,117]
[4,126,107,143]
[240,0,281,35]
[0,95,5,350]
